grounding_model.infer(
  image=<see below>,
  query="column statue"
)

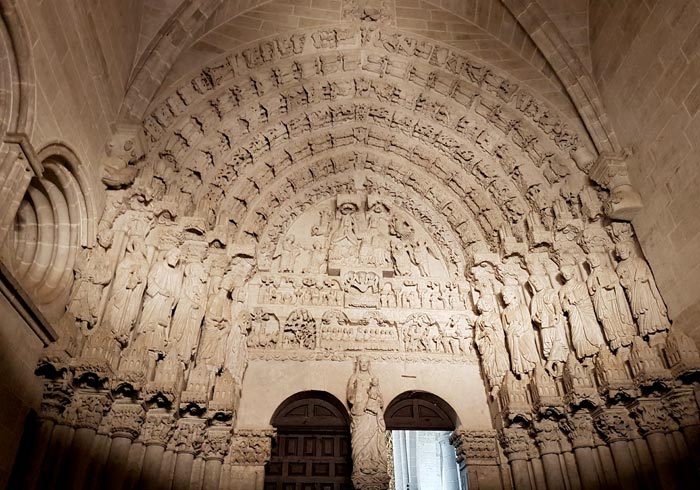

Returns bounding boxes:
[559,265,605,359]
[346,356,390,490]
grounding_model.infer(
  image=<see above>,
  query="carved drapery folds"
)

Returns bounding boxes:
[20,21,700,490]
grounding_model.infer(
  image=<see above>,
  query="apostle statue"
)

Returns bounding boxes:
[102,236,149,346]
[132,248,183,373]
[474,294,510,396]
[346,357,390,490]
[615,242,670,338]
[559,265,605,359]
[529,274,569,374]
[501,286,540,377]
[586,253,635,350]
[169,262,208,364]
[276,235,300,273]
[196,273,234,373]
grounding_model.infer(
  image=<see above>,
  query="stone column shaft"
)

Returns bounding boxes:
[203,459,223,490]
[609,441,640,490]
[573,447,600,490]
[172,452,195,490]
[64,426,97,490]
[138,444,166,489]
[104,436,132,490]
[645,432,679,490]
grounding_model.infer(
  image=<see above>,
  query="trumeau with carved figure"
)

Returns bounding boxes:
[9,8,699,490]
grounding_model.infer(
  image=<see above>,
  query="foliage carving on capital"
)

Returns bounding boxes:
[533,419,562,455]
[229,430,275,465]
[202,427,232,461]
[450,429,499,463]
[663,389,700,429]
[560,411,595,449]
[106,402,145,440]
[499,427,531,460]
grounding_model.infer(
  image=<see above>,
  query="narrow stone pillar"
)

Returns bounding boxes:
[229,430,274,490]
[169,418,207,490]
[559,438,581,490]
[534,420,565,490]
[62,394,111,490]
[136,411,174,489]
[201,426,232,490]
[593,433,619,489]
[39,423,74,489]
[451,429,505,490]
[562,412,601,490]
[593,407,640,490]
[103,403,144,490]
[500,427,533,490]
[629,398,681,490]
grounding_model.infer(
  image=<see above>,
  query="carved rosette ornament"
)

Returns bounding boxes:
[593,408,638,444]
[138,412,174,447]
[229,430,275,465]
[106,402,145,440]
[589,151,643,221]
[450,429,499,464]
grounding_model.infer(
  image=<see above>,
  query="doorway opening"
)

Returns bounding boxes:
[265,391,353,490]
[385,392,464,490]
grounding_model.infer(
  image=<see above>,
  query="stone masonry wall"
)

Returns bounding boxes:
[590,0,700,342]
[15,0,143,207]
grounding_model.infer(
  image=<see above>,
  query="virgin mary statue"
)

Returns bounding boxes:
[346,356,390,490]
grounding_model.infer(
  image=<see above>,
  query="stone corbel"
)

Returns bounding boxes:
[589,150,643,221]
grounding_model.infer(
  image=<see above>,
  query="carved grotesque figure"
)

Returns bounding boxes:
[103,237,149,346]
[474,295,510,396]
[559,265,605,359]
[529,274,569,374]
[615,243,670,339]
[501,286,540,377]
[346,357,390,490]
[586,253,635,350]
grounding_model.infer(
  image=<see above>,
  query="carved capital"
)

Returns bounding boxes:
[450,429,499,463]
[499,427,532,461]
[138,411,174,447]
[62,393,111,430]
[561,412,595,449]
[589,151,642,221]
[167,418,206,455]
[202,426,232,462]
[533,419,562,455]
[229,429,275,465]
[663,389,700,429]
[629,399,678,436]
[106,403,145,440]
[593,408,637,443]
[38,377,74,422]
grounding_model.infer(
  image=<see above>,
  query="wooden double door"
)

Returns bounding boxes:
[264,393,353,490]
